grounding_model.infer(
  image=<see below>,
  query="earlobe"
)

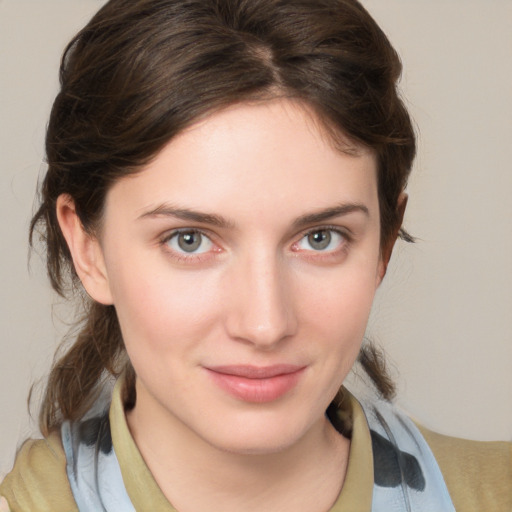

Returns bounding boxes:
[377,192,408,285]
[56,194,114,305]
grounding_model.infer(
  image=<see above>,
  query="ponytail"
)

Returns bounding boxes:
[38,302,127,435]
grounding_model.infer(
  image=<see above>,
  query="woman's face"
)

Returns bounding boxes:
[96,99,383,454]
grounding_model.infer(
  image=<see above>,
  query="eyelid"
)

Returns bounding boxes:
[291,225,352,253]
[299,224,352,242]
[161,227,205,243]
[159,227,221,261]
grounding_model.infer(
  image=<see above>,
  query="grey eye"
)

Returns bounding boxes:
[296,229,345,252]
[167,231,212,254]
[307,230,332,250]
[178,232,202,252]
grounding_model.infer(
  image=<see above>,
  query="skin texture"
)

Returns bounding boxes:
[57,99,387,511]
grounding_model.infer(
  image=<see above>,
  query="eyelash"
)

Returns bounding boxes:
[159,229,219,263]
[159,225,352,263]
[292,225,351,258]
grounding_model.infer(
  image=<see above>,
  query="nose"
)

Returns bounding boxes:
[224,252,297,349]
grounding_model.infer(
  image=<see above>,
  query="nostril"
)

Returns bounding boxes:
[224,294,296,348]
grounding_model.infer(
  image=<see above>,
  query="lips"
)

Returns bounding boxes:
[205,364,306,403]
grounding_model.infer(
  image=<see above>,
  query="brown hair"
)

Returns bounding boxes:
[31,0,415,434]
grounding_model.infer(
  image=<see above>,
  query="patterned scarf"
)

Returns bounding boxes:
[61,388,455,511]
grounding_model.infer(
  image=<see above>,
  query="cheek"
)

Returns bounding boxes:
[298,261,379,379]
[302,263,378,333]
[107,256,222,354]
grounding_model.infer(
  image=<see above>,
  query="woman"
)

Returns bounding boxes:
[1,0,510,510]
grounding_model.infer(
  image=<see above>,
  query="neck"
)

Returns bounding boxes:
[126,389,349,512]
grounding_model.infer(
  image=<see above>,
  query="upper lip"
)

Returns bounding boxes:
[206,364,305,379]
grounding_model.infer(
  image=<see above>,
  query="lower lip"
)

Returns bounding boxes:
[206,368,305,403]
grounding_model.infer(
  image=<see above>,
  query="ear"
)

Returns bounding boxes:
[377,192,408,284]
[56,194,114,305]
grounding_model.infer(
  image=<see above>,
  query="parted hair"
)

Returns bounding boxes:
[31,0,415,435]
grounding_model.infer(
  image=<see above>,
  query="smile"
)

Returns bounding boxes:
[205,365,306,403]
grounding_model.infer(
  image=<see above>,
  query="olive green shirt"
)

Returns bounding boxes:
[1,383,511,511]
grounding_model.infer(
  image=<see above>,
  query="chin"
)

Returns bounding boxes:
[200,411,321,456]
[210,434,300,457]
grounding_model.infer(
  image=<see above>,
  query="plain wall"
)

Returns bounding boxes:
[1,0,511,475]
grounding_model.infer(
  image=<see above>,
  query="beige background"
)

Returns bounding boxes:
[1,0,511,474]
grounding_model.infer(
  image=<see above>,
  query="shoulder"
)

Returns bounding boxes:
[0,431,78,512]
[418,424,512,511]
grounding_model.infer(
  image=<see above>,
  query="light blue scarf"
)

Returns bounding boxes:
[61,396,135,512]
[355,394,455,512]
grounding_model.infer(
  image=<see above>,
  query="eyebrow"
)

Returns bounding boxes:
[138,204,235,229]
[292,203,369,229]
[138,202,369,229]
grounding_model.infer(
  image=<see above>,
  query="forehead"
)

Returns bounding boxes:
[105,99,378,223]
